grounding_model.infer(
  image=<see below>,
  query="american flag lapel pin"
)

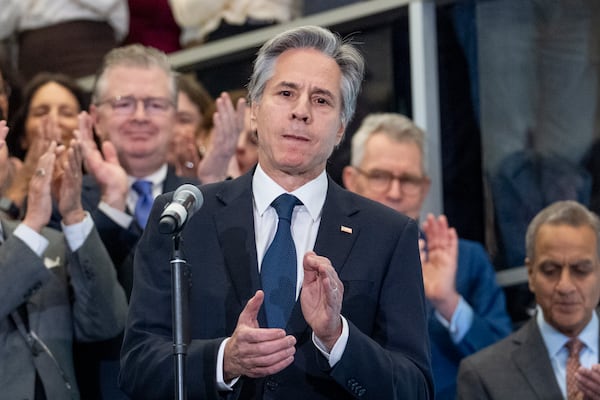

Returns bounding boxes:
[340,225,353,234]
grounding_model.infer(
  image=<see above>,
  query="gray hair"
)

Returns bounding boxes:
[247,25,364,127]
[91,44,178,105]
[350,113,427,174]
[525,200,600,260]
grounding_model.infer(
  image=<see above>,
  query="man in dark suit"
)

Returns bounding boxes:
[457,200,600,399]
[73,45,198,399]
[342,113,512,399]
[120,25,434,399]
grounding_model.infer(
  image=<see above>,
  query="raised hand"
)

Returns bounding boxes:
[75,111,128,211]
[576,364,600,400]
[54,138,85,225]
[22,141,57,232]
[419,213,460,320]
[0,120,15,193]
[3,116,55,208]
[171,132,201,178]
[196,92,245,183]
[223,290,296,381]
[300,251,343,352]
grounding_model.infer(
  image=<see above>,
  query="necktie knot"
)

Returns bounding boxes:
[271,193,301,222]
[132,180,153,228]
[566,338,584,357]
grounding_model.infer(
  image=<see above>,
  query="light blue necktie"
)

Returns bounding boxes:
[261,194,301,329]
[132,180,153,228]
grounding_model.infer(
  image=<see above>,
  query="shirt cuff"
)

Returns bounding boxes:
[434,296,474,343]
[14,223,49,257]
[98,201,134,229]
[312,315,349,367]
[216,338,240,391]
[61,212,94,251]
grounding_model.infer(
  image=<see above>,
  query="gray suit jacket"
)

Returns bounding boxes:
[457,315,599,399]
[0,220,128,400]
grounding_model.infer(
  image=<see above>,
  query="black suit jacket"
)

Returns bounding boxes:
[75,165,198,399]
[120,171,434,399]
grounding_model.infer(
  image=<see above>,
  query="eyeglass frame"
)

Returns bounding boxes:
[353,166,429,195]
[95,95,174,116]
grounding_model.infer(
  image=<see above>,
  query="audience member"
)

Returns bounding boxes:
[342,113,512,399]
[125,0,181,53]
[1,73,86,220]
[227,101,258,178]
[120,25,434,399]
[457,200,600,400]
[169,74,215,178]
[72,43,199,400]
[0,122,127,399]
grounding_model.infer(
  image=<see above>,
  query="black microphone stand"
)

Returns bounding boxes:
[171,232,190,400]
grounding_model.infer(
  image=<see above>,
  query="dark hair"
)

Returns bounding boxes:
[176,74,215,132]
[248,25,364,128]
[6,72,87,160]
[0,54,24,121]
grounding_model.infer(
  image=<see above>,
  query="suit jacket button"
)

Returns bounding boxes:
[265,379,278,391]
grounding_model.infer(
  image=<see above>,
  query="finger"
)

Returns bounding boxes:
[102,141,120,165]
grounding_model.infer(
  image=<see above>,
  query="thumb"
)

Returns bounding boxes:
[238,290,264,327]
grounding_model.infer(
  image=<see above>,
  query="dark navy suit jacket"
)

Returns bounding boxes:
[120,171,434,399]
[429,239,512,399]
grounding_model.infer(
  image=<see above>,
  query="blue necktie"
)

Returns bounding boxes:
[261,194,301,328]
[132,180,153,228]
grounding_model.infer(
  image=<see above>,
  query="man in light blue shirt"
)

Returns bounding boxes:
[457,200,600,399]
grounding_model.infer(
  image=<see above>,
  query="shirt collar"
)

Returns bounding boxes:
[252,163,328,221]
[537,305,599,357]
[127,164,168,189]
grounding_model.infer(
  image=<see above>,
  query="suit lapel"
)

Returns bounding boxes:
[313,178,360,276]
[287,178,360,336]
[213,173,263,323]
[512,319,563,399]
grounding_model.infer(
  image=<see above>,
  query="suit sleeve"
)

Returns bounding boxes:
[456,356,489,400]
[68,226,128,341]
[453,241,513,354]
[329,218,434,399]
[119,194,226,400]
[0,235,51,320]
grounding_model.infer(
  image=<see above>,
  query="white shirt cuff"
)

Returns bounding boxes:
[98,201,134,229]
[14,223,49,257]
[61,212,94,251]
[216,338,240,391]
[312,315,349,367]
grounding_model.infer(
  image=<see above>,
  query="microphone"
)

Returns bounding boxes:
[159,184,204,234]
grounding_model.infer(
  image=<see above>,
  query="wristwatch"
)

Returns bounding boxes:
[0,197,20,219]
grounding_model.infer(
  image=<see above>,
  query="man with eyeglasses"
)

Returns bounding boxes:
[343,112,512,399]
[72,44,200,400]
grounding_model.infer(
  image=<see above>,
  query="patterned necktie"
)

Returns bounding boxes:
[261,194,301,329]
[566,337,584,400]
[132,180,153,228]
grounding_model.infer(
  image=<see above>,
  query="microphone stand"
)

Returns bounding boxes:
[171,232,190,400]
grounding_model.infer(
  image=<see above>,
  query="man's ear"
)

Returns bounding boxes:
[526,257,535,293]
[342,165,356,190]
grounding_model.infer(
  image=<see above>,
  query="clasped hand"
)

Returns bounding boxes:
[223,251,343,381]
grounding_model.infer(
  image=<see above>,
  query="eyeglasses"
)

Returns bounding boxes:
[354,167,428,195]
[96,95,174,116]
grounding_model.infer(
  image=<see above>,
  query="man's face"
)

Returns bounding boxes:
[342,133,430,219]
[527,223,600,337]
[91,65,175,175]
[251,48,345,185]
